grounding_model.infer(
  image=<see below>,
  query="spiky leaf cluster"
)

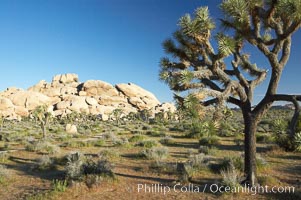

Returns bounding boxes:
[276,0,301,22]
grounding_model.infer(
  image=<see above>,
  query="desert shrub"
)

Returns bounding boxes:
[142,125,152,130]
[98,149,120,160]
[35,155,55,171]
[130,130,144,135]
[210,156,244,173]
[57,134,72,142]
[82,158,115,188]
[187,153,209,170]
[198,146,218,155]
[64,151,116,185]
[186,122,206,139]
[85,174,103,188]
[199,136,220,148]
[256,133,274,143]
[141,147,169,161]
[216,153,266,174]
[26,141,60,154]
[0,164,10,184]
[220,161,242,189]
[93,139,106,147]
[137,140,159,148]
[0,143,10,151]
[294,132,301,152]
[149,162,177,174]
[129,135,146,143]
[112,137,131,147]
[102,132,117,141]
[187,148,198,157]
[146,130,166,137]
[0,152,9,163]
[199,145,210,155]
[168,123,184,132]
[160,136,175,145]
[52,179,68,192]
[234,134,244,147]
[274,133,295,151]
[271,119,288,134]
[83,159,115,177]
[258,175,280,186]
[65,152,85,181]
[65,140,93,148]
[219,122,235,137]
[256,154,268,170]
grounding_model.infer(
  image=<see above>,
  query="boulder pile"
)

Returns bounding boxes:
[0,73,175,120]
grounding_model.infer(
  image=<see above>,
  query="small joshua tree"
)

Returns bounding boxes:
[32,105,52,139]
[111,109,124,125]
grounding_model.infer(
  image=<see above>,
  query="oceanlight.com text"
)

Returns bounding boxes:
[136,183,295,196]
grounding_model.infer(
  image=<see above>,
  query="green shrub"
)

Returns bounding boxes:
[64,151,116,184]
[274,133,295,151]
[160,136,175,145]
[187,153,209,169]
[258,175,280,186]
[129,135,146,143]
[186,122,206,139]
[256,154,268,170]
[294,132,301,152]
[52,179,68,193]
[65,141,93,148]
[137,140,159,148]
[199,136,220,148]
[85,174,103,188]
[234,134,244,147]
[198,145,218,156]
[220,161,242,189]
[256,133,274,143]
[146,131,166,137]
[112,137,130,147]
[0,152,9,163]
[0,164,10,184]
[35,155,55,171]
[102,132,117,141]
[83,159,115,178]
[141,147,169,161]
[219,122,235,137]
[26,141,61,154]
[271,119,288,134]
[210,156,243,173]
[65,152,85,181]
[93,139,106,147]
[198,145,210,154]
[98,149,120,160]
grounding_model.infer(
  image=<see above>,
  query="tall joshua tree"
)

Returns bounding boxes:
[159,0,301,186]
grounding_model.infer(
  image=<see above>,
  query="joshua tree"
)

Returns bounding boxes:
[159,0,301,185]
[138,109,152,123]
[111,109,124,125]
[32,105,52,139]
[0,115,4,132]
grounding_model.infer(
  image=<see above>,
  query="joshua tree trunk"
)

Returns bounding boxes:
[41,122,46,139]
[242,108,259,186]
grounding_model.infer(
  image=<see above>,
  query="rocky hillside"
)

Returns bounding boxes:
[0,73,175,120]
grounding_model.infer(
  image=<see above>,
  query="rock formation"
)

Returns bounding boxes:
[0,73,175,120]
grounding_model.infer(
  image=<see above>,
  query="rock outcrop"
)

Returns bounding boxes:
[0,73,175,120]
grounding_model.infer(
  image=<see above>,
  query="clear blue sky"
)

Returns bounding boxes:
[0,0,300,104]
